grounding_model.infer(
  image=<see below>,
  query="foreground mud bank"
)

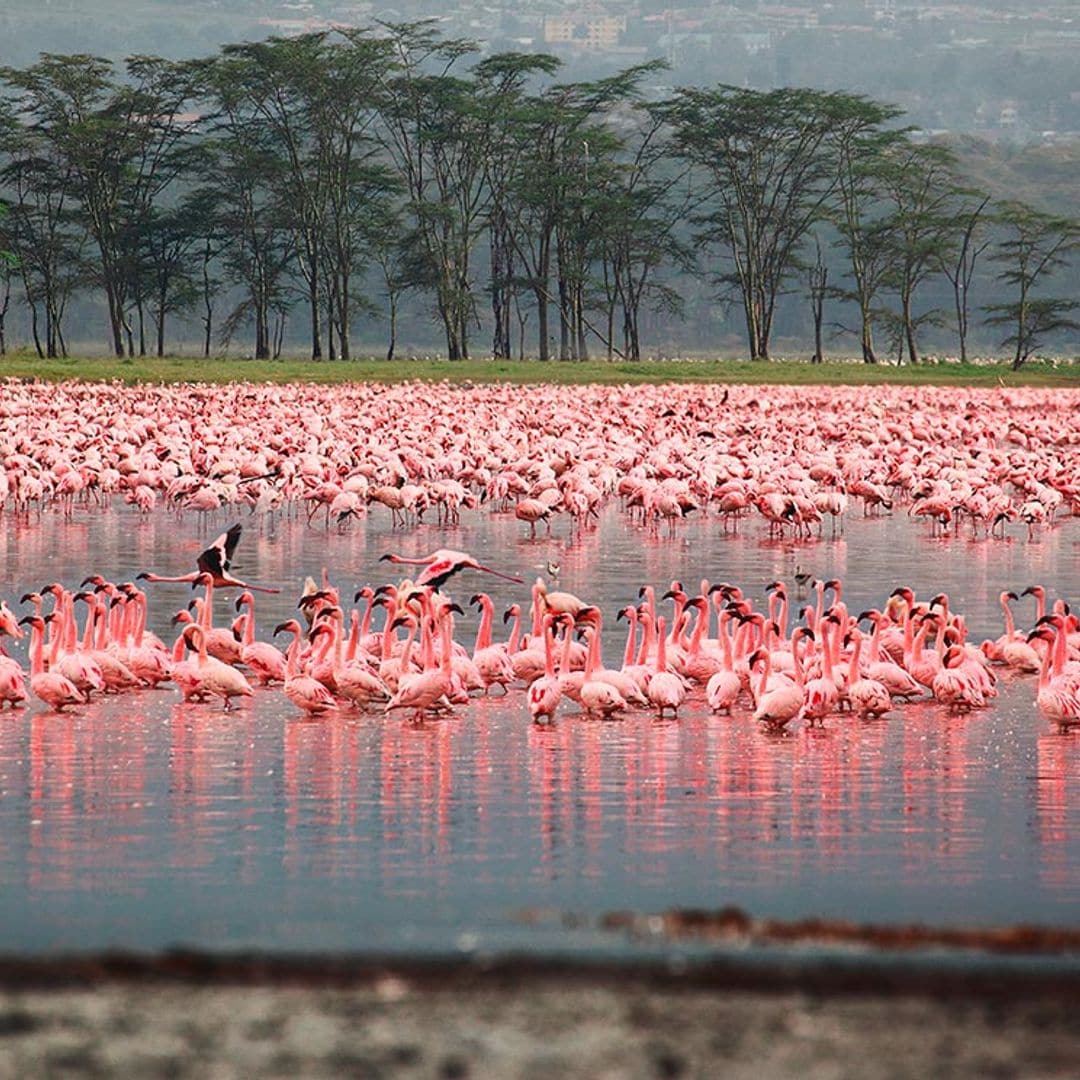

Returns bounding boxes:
[0,954,1077,1078]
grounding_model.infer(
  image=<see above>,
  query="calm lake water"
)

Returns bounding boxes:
[0,503,1076,954]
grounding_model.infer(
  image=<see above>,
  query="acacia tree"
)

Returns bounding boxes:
[671,87,893,360]
[937,191,991,363]
[593,99,692,361]
[374,21,493,360]
[116,56,201,356]
[877,141,961,365]
[199,58,294,359]
[984,201,1080,369]
[0,97,84,357]
[827,108,906,363]
[476,51,561,359]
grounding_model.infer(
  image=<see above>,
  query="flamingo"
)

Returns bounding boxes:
[748,635,805,728]
[526,615,562,725]
[705,609,741,715]
[932,646,987,713]
[274,619,336,715]
[647,615,687,719]
[470,593,518,694]
[574,620,626,719]
[847,630,893,719]
[384,608,456,722]
[379,549,523,591]
[1027,620,1080,728]
[18,615,82,712]
[183,623,254,711]
[234,591,287,686]
[137,524,280,593]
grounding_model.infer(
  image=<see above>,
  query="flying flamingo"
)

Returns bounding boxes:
[137,524,280,593]
[379,549,523,591]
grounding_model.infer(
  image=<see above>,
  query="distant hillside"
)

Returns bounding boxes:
[948,137,1080,217]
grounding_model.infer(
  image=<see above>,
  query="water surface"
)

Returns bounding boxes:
[0,504,1076,954]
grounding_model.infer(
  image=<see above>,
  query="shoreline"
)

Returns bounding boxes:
[1,950,1077,1079]
[3,354,1080,387]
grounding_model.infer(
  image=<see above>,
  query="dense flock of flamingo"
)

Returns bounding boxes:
[1,379,1078,536]
[0,378,1078,729]
[0,547,1077,729]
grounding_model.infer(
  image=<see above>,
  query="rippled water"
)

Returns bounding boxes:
[0,503,1076,954]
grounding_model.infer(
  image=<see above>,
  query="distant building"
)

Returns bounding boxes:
[758,5,819,31]
[544,11,627,51]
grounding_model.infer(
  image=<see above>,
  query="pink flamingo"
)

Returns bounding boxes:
[647,615,687,719]
[932,646,986,712]
[1027,620,1080,727]
[847,630,893,718]
[274,619,336,715]
[705,609,741,715]
[184,623,254,711]
[234,591,287,686]
[379,548,523,591]
[18,614,82,712]
[137,524,280,593]
[579,626,627,719]
[527,615,562,725]
[470,593,516,694]
[748,634,805,728]
[384,609,455,722]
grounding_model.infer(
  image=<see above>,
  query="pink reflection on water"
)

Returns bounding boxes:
[0,501,1075,944]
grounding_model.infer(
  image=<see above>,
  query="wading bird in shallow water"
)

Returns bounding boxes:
[379,549,524,591]
[134,524,280,593]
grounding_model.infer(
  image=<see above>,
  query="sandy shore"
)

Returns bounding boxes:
[0,954,1078,1078]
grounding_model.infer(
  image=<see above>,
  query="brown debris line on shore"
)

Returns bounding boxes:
[597,906,1080,956]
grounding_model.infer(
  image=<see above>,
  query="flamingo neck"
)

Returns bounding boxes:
[440,615,453,677]
[559,622,574,673]
[285,629,302,678]
[1053,622,1067,678]
[359,595,374,638]
[1002,596,1017,640]
[29,623,45,678]
[622,612,637,668]
[542,621,556,678]
[848,634,863,681]
[80,599,97,652]
[755,650,770,699]
[346,610,360,662]
[506,610,521,654]
[476,597,493,652]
